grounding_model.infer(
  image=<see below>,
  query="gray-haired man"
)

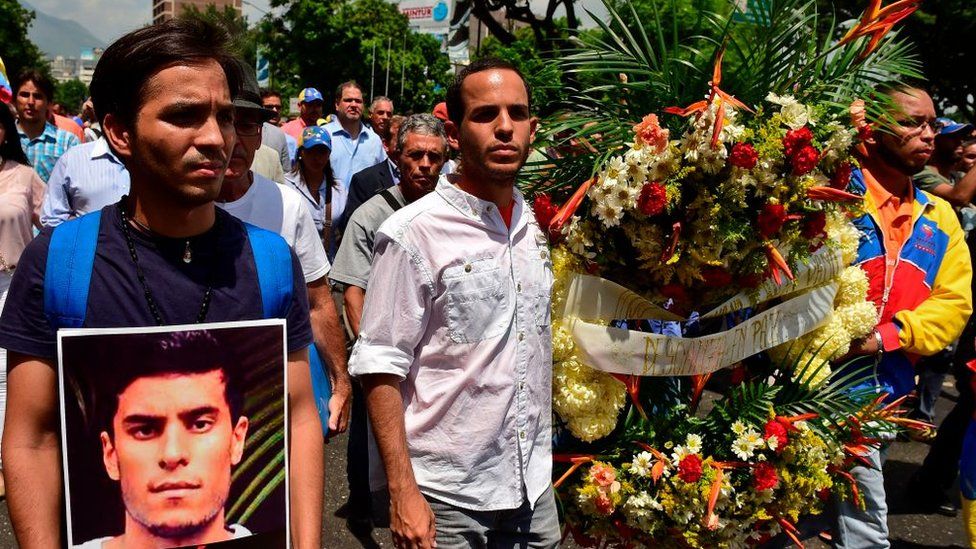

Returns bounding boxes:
[329,113,447,533]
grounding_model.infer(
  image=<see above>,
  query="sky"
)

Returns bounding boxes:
[24,0,275,43]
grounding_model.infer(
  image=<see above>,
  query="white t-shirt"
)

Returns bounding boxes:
[217,172,330,283]
[74,523,253,548]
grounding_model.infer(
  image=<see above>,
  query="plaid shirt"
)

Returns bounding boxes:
[19,122,79,182]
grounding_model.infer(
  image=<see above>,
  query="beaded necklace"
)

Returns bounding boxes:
[118,202,215,325]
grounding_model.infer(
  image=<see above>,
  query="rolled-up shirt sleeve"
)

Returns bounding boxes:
[348,231,433,379]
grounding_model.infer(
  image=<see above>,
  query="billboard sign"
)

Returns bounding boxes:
[399,0,453,35]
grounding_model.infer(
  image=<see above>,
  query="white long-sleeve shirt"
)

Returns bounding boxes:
[348,176,554,511]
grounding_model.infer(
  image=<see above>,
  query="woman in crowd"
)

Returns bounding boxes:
[285,125,347,261]
[0,102,45,498]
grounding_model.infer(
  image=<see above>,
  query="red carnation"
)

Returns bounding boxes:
[757,203,787,239]
[764,419,789,452]
[857,124,874,143]
[677,454,704,483]
[729,143,759,169]
[753,462,779,491]
[532,193,559,232]
[637,182,668,216]
[830,161,853,189]
[791,145,820,176]
[782,127,813,157]
[801,211,827,240]
[702,267,733,288]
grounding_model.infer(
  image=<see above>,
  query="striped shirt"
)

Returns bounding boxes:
[18,122,79,183]
[40,138,130,227]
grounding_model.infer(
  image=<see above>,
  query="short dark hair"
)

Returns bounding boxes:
[334,80,363,103]
[446,58,531,126]
[0,104,30,166]
[261,88,281,101]
[89,18,243,129]
[15,69,54,102]
[99,330,245,438]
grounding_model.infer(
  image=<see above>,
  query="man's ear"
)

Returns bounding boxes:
[102,113,133,162]
[529,116,539,145]
[100,431,120,481]
[444,120,460,152]
[230,416,249,466]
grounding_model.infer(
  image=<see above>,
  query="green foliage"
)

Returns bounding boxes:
[0,0,50,82]
[815,0,976,120]
[179,4,259,68]
[522,0,922,196]
[259,0,451,114]
[55,79,88,112]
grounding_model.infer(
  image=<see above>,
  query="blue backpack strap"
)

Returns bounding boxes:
[44,211,102,329]
[246,222,332,433]
[245,223,293,318]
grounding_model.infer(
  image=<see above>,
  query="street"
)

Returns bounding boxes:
[0,379,968,548]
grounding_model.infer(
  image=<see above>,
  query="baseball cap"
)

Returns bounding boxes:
[300,125,332,150]
[231,59,275,122]
[432,102,448,122]
[937,117,974,136]
[299,87,324,104]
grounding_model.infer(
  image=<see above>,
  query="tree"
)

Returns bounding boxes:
[55,79,89,113]
[0,0,49,83]
[466,0,580,48]
[259,0,452,114]
[180,4,259,68]
[814,0,976,120]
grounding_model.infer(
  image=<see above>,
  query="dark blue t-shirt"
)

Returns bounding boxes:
[0,204,312,362]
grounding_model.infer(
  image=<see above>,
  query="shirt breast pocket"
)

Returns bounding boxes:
[530,247,554,328]
[444,257,511,343]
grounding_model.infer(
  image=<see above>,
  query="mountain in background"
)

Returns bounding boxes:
[22,1,106,58]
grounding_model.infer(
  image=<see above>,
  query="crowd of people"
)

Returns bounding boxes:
[0,13,975,549]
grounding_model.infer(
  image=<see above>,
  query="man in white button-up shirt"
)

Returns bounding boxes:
[348,59,559,549]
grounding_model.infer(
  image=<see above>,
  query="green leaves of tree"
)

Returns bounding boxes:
[259,0,452,113]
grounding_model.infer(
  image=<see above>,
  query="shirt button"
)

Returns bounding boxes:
[518,332,524,341]
[517,283,522,292]
[519,430,526,440]
[540,250,547,259]
[464,264,472,273]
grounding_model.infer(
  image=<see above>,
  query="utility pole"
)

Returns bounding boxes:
[399,34,406,101]
[385,36,392,96]
[370,42,376,99]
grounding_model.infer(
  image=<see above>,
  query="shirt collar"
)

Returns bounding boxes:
[18,122,58,143]
[325,118,367,140]
[90,137,123,164]
[387,157,400,180]
[862,166,911,209]
[435,175,528,234]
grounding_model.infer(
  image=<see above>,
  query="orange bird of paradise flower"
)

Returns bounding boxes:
[838,0,922,60]
[664,48,754,148]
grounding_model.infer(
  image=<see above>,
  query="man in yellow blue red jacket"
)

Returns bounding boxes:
[832,86,973,548]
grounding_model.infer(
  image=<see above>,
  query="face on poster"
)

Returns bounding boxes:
[58,320,289,549]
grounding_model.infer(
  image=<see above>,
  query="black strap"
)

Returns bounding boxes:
[379,189,404,212]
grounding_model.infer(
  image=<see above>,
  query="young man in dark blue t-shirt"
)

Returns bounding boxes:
[0,20,324,548]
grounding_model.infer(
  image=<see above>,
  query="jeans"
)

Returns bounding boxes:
[912,350,953,424]
[425,486,561,549]
[833,444,890,548]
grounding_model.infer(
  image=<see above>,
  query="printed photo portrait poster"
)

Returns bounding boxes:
[58,319,289,549]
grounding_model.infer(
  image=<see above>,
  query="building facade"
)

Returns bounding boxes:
[152,0,243,25]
